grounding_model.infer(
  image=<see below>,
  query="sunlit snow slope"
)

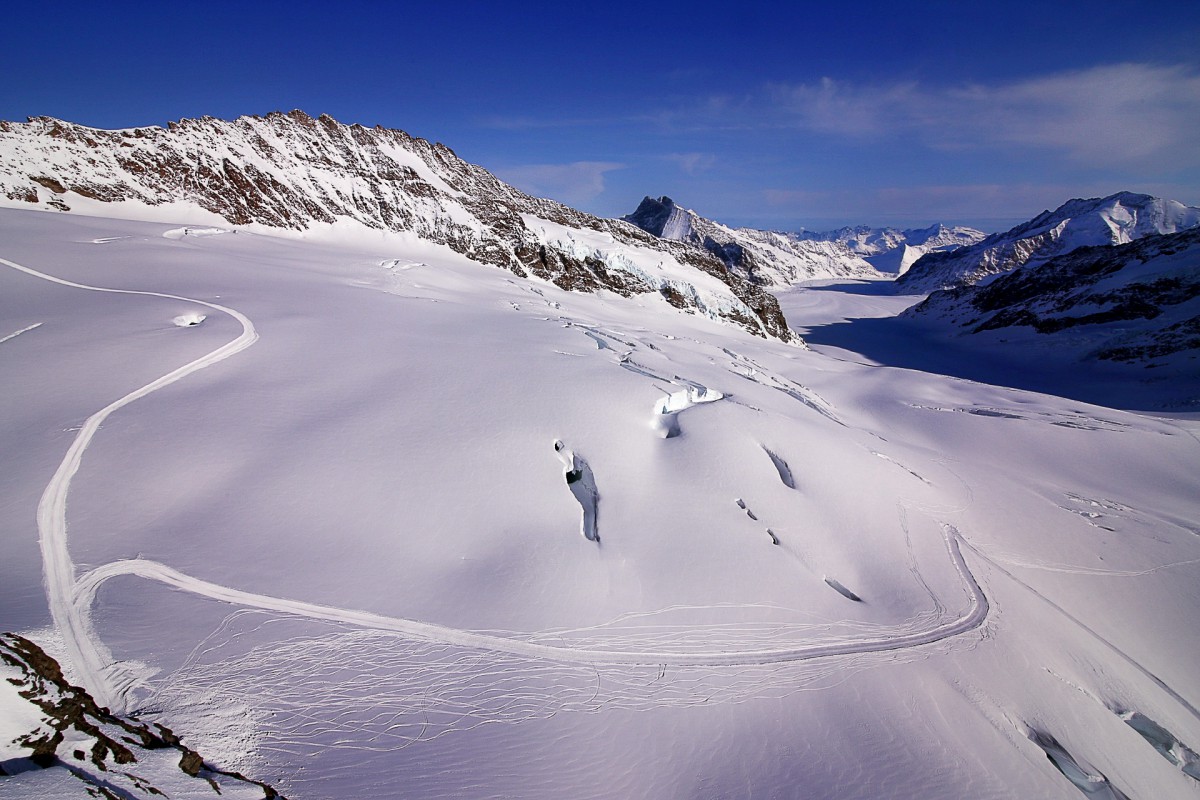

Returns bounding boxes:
[2,208,1199,800]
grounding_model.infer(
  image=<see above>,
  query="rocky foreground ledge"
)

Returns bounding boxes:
[0,633,282,799]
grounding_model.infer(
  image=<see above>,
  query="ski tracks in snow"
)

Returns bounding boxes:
[4,254,992,714]
[1,255,258,710]
[0,321,43,344]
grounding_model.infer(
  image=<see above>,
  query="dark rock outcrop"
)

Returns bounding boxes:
[0,633,282,798]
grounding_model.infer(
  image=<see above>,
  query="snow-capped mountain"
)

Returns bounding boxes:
[792,223,985,274]
[624,196,885,284]
[4,114,1200,800]
[0,634,280,798]
[905,226,1200,368]
[897,192,1200,293]
[0,112,793,341]
[625,197,982,283]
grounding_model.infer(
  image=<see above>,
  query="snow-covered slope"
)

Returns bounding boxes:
[0,113,793,341]
[793,223,985,275]
[905,227,1200,370]
[897,192,1200,293]
[624,196,886,284]
[2,208,1199,799]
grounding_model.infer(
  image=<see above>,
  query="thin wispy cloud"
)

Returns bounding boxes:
[761,181,1200,228]
[479,115,609,131]
[492,161,626,206]
[665,152,717,175]
[770,63,1200,168]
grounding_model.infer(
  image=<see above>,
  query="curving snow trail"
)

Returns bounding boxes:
[1,256,258,710]
[72,524,986,668]
[3,254,990,712]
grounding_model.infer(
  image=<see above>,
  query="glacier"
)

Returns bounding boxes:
[1,206,1198,799]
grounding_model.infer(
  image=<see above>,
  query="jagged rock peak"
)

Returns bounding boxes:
[623,196,884,285]
[626,195,675,230]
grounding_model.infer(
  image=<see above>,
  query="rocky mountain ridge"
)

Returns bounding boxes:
[624,196,982,284]
[624,196,884,284]
[906,226,1200,366]
[897,191,1200,293]
[0,112,793,341]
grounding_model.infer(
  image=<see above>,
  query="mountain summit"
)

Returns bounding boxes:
[624,196,884,284]
[0,112,793,341]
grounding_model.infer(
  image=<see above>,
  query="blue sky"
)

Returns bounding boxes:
[4,1,1199,232]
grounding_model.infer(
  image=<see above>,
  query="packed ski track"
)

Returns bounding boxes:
[0,255,259,711]
[1,253,1001,713]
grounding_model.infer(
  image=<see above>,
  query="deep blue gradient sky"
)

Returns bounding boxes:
[5,1,1199,231]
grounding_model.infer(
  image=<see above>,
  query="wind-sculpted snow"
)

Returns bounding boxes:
[650,383,724,438]
[1,246,988,706]
[554,440,600,542]
[137,606,997,800]
[3,211,1200,800]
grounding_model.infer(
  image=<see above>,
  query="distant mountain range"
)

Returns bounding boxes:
[3,113,1197,362]
[623,196,983,284]
[897,191,1200,293]
[0,113,793,341]
[790,222,986,274]
[906,225,1200,369]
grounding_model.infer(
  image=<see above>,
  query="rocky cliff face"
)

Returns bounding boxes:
[0,633,281,798]
[0,112,794,342]
[624,196,885,285]
[897,192,1200,293]
[905,227,1200,365]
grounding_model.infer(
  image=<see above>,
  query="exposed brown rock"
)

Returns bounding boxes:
[0,633,284,798]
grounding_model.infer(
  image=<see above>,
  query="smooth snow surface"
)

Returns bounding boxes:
[2,209,1199,800]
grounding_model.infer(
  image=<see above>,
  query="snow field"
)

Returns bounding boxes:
[1,208,1198,799]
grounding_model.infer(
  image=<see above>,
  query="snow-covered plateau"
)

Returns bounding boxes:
[2,204,1199,799]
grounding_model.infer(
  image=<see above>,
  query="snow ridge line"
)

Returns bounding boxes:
[3,254,990,712]
[0,256,259,711]
[0,321,43,344]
